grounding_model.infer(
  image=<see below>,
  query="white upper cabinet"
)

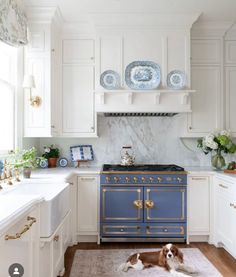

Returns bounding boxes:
[225,41,236,64]
[24,10,62,137]
[62,38,97,137]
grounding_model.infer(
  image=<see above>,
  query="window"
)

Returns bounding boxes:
[0,41,17,154]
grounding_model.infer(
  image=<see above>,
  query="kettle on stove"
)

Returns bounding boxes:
[120,146,135,166]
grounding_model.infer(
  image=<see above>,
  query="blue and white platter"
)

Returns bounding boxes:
[167,70,186,90]
[39,159,48,169]
[58,157,68,167]
[125,61,161,90]
[100,70,120,90]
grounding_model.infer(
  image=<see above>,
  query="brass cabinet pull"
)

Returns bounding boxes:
[53,235,59,242]
[191,177,207,181]
[230,203,236,209]
[80,177,96,181]
[145,200,154,209]
[5,216,36,240]
[219,184,228,189]
[133,200,143,209]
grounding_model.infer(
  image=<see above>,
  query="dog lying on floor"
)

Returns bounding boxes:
[119,243,197,276]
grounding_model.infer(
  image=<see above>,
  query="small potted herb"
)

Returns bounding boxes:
[42,145,60,168]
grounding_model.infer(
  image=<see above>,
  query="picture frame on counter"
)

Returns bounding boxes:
[70,145,94,162]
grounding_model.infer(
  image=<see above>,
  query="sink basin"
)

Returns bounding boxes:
[5,182,70,237]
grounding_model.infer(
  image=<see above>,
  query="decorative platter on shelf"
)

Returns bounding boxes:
[167,70,186,90]
[39,159,48,169]
[100,70,120,90]
[125,61,161,90]
[58,157,68,167]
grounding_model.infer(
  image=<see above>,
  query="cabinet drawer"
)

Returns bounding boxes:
[101,224,142,237]
[146,224,186,237]
[215,177,236,197]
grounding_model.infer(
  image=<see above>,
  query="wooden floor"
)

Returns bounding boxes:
[63,242,236,277]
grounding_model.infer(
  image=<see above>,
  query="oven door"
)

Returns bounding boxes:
[101,186,143,222]
[144,186,186,222]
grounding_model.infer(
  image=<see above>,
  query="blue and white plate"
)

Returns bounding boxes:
[100,70,120,90]
[58,157,68,167]
[39,159,48,169]
[167,70,186,90]
[125,61,161,90]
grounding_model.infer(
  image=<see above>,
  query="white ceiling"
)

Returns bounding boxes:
[24,0,236,23]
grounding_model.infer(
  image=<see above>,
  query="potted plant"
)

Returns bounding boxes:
[197,130,236,170]
[42,145,60,168]
[11,147,39,178]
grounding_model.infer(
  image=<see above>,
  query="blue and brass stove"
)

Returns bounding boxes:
[100,164,187,242]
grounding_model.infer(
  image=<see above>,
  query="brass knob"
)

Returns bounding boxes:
[114,176,119,183]
[141,177,146,182]
[105,176,111,183]
[133,177,138,183]
[54,235,59,242]
[177,177,182,182]
[149,177,154,183]
[157,177,162,182]
[125,176,131,183]
[120,228,124,232]
[145,200,154,209]
[163,228,168,232]
[133,200,143,209]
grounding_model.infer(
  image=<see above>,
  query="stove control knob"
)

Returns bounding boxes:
[177,177,182,183]
[149,177,154,183]
[125,177,131,183]
[133,177,138,183]
[141,177,146,183]
[105,176,111,183]
[157,177,163,183]
[114,176,120,183]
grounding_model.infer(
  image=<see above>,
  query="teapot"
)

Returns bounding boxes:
[120,146,135,166]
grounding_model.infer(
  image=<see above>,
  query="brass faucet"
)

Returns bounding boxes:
[0,160,13,185]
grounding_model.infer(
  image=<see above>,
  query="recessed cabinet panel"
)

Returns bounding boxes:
[225,67,236,135]
[187,66,221,134]
[191,39,221,64]
[62,65,95,133]
[63,39,94,63]
[225,41,236,64]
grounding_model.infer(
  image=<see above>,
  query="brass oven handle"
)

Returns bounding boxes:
[5,216,37,240]
[145,200,154,209]
[133,200,143,209]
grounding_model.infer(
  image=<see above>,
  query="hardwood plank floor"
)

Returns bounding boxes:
[63,242,236,277]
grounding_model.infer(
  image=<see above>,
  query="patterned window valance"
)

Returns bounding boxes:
[0,0,28,47]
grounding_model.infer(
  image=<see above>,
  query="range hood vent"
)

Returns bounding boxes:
[104,112,178,117]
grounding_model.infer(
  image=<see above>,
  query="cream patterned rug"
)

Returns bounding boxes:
[69,248,222,277]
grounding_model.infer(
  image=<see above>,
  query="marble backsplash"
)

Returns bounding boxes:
[38,114,236,168]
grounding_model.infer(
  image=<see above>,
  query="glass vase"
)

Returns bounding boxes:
[211,151,226,170]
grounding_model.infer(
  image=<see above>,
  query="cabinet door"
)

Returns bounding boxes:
[0,209,39,277]
[188,176,210,234]
[62,65,95,135]
[144,187,186,222]
[101,186,143,222]
[225,67,236,136]
[78,176,98,234]
[187,66,221,135]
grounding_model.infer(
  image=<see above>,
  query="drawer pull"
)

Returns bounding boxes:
[133,200,143,209]
[191,177,207,181]
[230,203,236,209]
[163,228,168,232]
[219,184,228,189]
[80,177,96,181]
[54,235,60,242]
[120,228,124,232]
[145,200,154,209]
[5,216,36,241]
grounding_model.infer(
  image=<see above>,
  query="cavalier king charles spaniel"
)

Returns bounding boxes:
[120,243,196,276]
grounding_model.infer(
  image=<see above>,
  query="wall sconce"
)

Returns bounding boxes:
[22,75,42,107]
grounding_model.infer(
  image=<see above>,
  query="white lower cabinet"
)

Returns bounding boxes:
[40,211,71,277]
[214,177,236,258]
[0,205,40,277]
[77,175,99,242]
[188,175,211,242]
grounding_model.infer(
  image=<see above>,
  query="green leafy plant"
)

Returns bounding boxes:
[197,130,236,155]
[42,145,60,159]
[10,147,41,169]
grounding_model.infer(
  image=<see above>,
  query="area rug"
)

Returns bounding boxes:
[69,248,222,277]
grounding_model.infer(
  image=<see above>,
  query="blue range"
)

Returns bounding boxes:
[100,164,187,242]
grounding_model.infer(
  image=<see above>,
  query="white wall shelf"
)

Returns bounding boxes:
[95,89,195,113]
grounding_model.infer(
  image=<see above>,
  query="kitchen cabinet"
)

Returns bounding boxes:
[0,205,40,277]
[214,176,236,258]
[188,176,211,242]
[24,15,62,137]
[77,175,99,242]
[62,39,97,137]
[40,210,71,277]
